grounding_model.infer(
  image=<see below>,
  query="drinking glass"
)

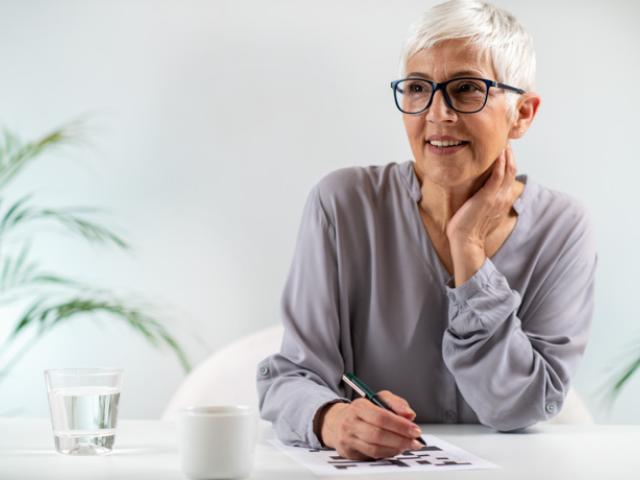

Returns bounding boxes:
[44,368,123,455]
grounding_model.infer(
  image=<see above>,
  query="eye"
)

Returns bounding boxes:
[408,82,424,93]
[402,80,433,98]
[453,81,485,94]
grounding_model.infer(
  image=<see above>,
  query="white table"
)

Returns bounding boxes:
[0,418,637,479]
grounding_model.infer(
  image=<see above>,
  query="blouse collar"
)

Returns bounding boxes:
[399,159,531,216]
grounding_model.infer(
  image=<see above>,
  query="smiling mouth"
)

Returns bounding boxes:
[426,139,470,149]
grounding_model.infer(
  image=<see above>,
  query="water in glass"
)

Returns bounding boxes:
[48,385,121,455]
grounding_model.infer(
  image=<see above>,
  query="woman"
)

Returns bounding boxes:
[257,0,597,461]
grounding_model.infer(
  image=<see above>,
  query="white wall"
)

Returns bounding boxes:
[0,0,638,423]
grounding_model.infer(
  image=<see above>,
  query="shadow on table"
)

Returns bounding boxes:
[1,446,177,456]
[425,424,538,436]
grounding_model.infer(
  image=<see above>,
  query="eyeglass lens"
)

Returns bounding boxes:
[395,78,488,114]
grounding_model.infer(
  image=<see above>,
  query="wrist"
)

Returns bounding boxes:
[318,402,349,448]
[447,231,484,252]
[449,241,486,287]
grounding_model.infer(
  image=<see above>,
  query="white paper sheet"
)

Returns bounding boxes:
[271,434,499,476]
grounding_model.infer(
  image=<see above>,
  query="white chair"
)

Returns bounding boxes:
[162,324,284,421]
[162,324,593,425]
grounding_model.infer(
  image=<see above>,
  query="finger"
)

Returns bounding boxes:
[377,390,416,420]
[336,444,371,461]
[352,399,421,440]
[497,146,517,215]
[484,149,507,194]
[501,143,516,189]
[351,420,417,452]
[350,436,405,460]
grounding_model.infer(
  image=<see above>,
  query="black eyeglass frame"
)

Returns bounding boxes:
[390,76,526,115]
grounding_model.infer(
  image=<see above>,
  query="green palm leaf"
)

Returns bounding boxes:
[591,338,640,415]
[608,355,640,402]
[0,122,83,191]
[0,243,85,296]
[0,194,127,248]
[0,119,192,393]
[2,296,191,375]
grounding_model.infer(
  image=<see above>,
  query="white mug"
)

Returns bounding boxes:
[178,405,257,479]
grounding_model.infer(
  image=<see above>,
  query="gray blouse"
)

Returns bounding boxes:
[256,160,597,448]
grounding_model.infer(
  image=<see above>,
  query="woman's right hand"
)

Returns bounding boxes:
[318,390,424,460]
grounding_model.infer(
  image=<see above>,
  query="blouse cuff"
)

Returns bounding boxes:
[445,257,495,300]
[444,258,522,337]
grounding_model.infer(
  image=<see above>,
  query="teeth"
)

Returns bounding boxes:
[429,140,464,147]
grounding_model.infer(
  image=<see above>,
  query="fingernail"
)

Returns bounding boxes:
[412,440,423,450]
[411,425,421,435]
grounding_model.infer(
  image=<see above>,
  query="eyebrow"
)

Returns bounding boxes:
[406,70,485,79]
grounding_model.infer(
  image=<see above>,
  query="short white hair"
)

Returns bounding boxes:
[399,0,536,116]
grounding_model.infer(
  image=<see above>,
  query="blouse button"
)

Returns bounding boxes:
[545,402,558,414]
[259,366,270,376]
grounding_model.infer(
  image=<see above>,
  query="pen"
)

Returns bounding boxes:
[342,372,427,446]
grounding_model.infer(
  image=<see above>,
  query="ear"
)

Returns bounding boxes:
[508,92,541,140]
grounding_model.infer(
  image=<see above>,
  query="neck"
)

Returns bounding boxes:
[413,163,492,235]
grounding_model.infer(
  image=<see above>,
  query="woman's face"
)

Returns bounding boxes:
[402,39,518,189]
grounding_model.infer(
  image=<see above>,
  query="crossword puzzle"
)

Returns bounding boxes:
[272,433,498,475]
[309,444,472,470]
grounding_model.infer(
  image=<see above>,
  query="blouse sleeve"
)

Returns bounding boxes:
[441,205,598,431]
[256,186,349,447]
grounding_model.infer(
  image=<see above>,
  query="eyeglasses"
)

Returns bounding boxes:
[390,77,525,114]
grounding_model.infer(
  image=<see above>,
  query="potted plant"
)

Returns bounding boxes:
[0,120,190,398]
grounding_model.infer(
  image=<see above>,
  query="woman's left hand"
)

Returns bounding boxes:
[446,144,517,285]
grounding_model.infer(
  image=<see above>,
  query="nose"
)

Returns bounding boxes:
[426,89,457,124]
